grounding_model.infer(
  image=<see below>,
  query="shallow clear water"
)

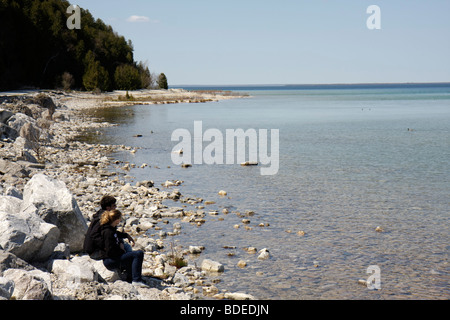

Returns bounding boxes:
[85,86,450,299]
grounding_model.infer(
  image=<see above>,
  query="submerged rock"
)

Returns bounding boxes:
[237,260,247,268]
[240,161,258,166]
[224,292,255,300]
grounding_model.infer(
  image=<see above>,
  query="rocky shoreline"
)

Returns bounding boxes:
[0,89,255,300]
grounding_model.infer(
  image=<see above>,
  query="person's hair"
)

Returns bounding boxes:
[100,209,122,225]
[100,195,116,210]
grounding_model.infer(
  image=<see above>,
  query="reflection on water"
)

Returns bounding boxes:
[74,106,136,144]
[81,88,450,299]
[86,106,137,124]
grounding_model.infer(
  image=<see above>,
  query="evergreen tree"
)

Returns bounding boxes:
[157,73,168,90]
[0,0,152,91]
[83,59,110,91]
[137,61,152,89]
[114,64,141,90]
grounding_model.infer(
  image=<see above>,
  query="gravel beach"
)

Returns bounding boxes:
[0,89,252,300]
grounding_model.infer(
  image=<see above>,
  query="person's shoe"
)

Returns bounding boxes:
[132,281,148,288]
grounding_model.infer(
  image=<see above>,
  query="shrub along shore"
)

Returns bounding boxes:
[0,89,254,300]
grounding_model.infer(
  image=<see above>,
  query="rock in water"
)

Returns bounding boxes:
[22,174,88,252]
[257,248,270,260]
[201,259,224,272]
[240,161,258,166]
[189,246,204,254]
[224,292,255,300]
[237,260,247,268]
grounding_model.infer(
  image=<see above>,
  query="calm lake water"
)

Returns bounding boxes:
[85,84,449,299]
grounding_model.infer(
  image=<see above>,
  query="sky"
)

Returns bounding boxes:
[72,0,450,86]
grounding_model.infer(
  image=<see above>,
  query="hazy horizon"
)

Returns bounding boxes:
[171,82,450,88]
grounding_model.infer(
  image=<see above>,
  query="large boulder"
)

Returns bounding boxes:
[2,268,51,300]
[13,136,38,163]
[29,94,56,117]
[22,174,88,252]
[6,112,36,133]
[0,196,60,262]
[0,249,35,273]
[0,109,14,123]
[91,259,120,283]
[19,121,41,143]
[0,277,15,300]
[0,159,31,178]
[48,255,120,285]
[49,258,96,285]
[0,123,18,140]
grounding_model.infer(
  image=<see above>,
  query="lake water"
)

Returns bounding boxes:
[85,84,450,299]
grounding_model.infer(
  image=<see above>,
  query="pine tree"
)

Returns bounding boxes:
[114,64,141,90]
[82,60,110,91]
[0,0,149,91]
[157,73,168,90]
[137,61,152,89]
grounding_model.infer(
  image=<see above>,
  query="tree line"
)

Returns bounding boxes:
[0,0,168,91]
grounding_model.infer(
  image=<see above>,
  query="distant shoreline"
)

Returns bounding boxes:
[3,82,449,98]
[1,88,248,109]
[173,82,450,91]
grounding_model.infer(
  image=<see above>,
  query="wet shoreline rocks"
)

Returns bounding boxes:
[0,90,256,300]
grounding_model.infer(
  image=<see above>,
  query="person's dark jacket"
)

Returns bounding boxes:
[100,224,129,260]
[83,209,104,256]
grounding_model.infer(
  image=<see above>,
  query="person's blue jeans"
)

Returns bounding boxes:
[123,243,132,253]
[103,250,144,283]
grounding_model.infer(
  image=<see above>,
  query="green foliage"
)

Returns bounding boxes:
[83,60,110,91]
[0,0,161,92]
[157,73,169,90]
[117,91,135,101]
[137,61,153,89]
[169,242,188,269]
[114,64,141,90]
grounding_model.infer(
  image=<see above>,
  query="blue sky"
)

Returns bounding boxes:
[73,0,450,85]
